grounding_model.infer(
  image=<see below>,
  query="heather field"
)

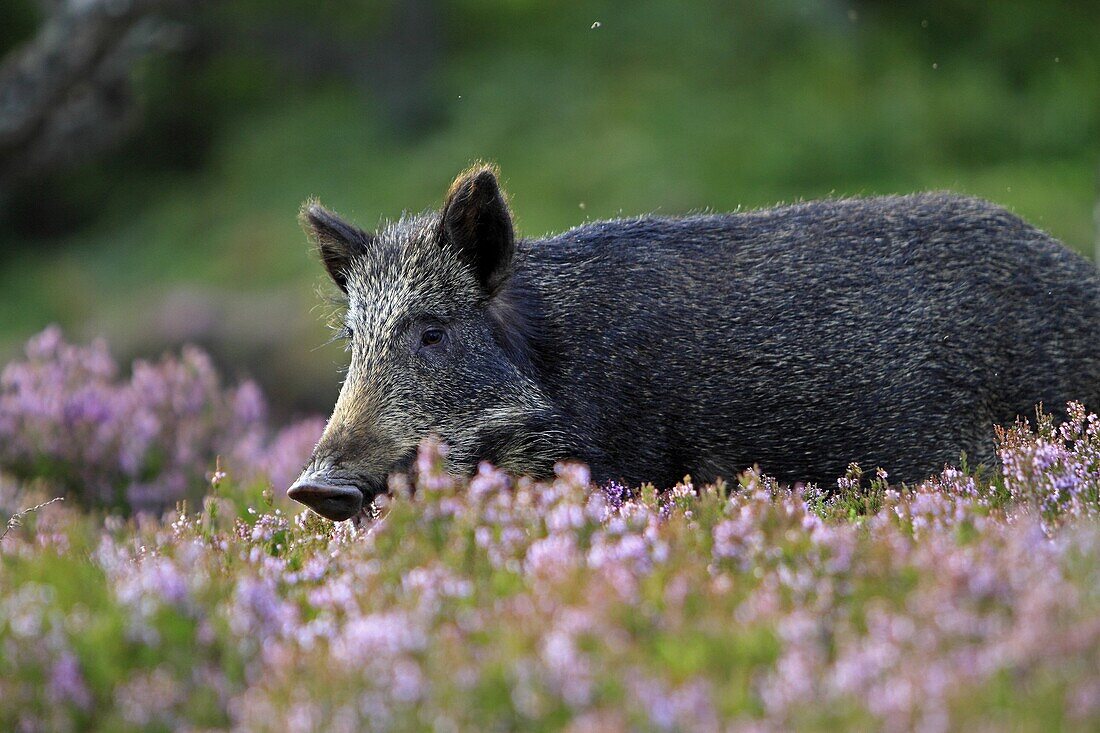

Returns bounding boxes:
[3,330,1100,732]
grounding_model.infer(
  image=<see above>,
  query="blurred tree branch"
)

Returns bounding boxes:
[0,0,200,199]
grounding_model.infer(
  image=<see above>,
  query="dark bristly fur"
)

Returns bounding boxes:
[290,166,1100,518]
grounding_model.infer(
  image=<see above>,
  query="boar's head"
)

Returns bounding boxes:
[288,167,551,520]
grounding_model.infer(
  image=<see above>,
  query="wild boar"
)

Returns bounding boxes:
[289,166,1100,520]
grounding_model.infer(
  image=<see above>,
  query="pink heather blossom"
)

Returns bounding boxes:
[3,329,1100,732]
[0,328,323,513]
[47,652,92,711]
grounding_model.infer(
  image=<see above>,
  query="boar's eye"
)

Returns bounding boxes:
[420,327,446,348]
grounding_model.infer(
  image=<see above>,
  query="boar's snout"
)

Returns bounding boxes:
[287,478,364,521]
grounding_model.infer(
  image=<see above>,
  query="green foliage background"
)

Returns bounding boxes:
[1,0,1097,414]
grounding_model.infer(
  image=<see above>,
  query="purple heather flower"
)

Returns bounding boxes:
[230,576,298,639]
[48,652,92,711]
[525,533,580,579]
[0,328,325,513]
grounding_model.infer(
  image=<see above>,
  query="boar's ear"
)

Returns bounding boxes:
[440,166,515,295]
[300,200,371,294]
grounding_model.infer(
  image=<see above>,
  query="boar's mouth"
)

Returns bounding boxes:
[287,479,365,522]
[288,452,418,522]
